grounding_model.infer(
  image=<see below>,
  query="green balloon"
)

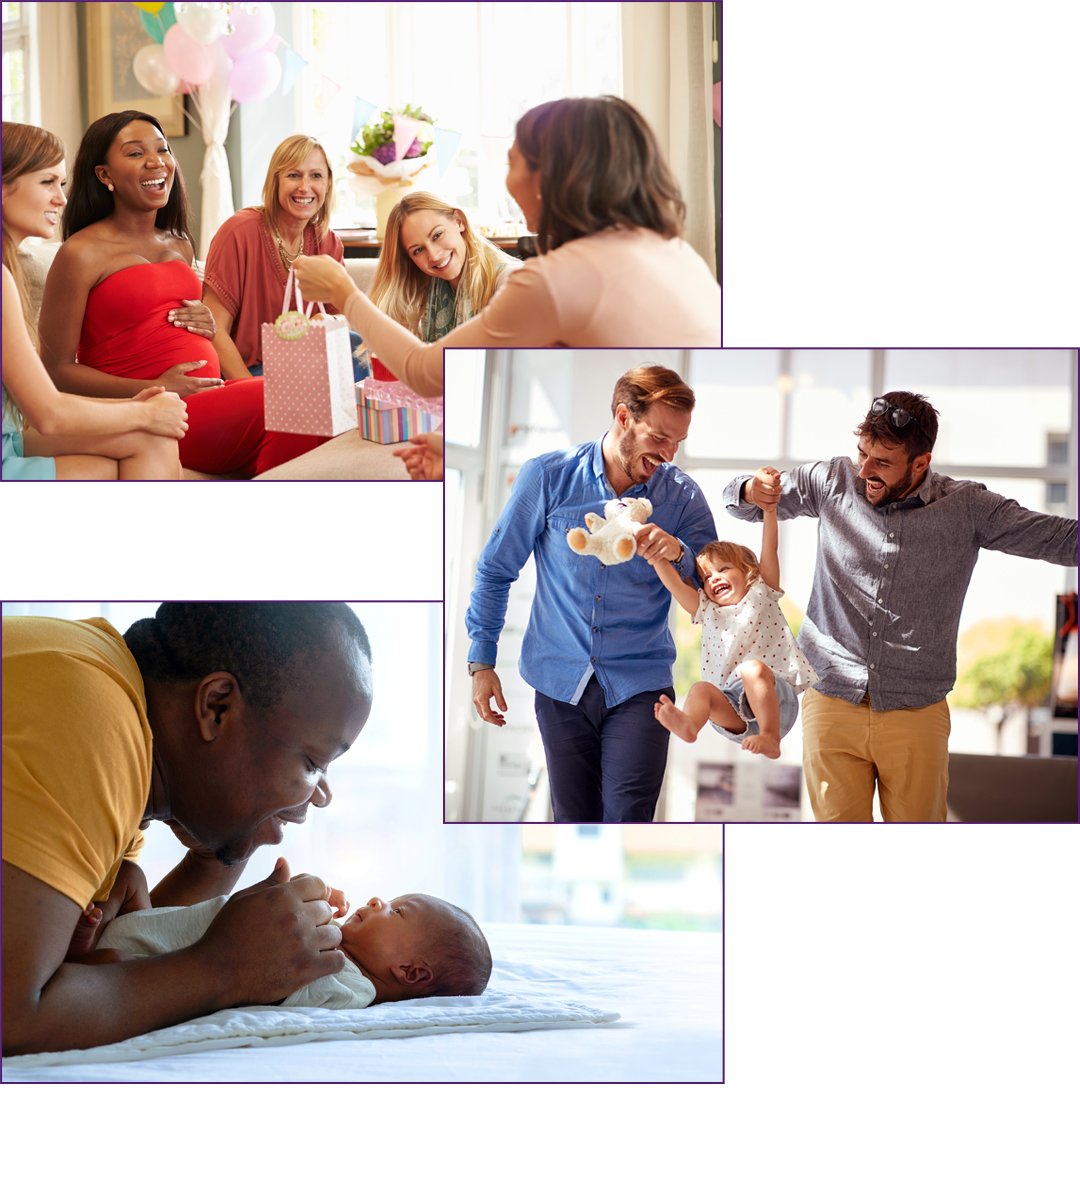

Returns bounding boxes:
[139,2,176,45]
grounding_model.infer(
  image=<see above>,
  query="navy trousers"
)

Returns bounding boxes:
[534,675,674,823]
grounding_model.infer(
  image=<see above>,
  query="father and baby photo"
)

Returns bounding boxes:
[2,600,722,1081]
[444,348,1079,824]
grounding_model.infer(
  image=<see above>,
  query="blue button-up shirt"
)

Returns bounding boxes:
[725,458,1078,710]
[467,439,717,706]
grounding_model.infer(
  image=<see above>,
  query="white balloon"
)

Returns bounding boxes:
[132,43,181,97]
[174,2,229,46]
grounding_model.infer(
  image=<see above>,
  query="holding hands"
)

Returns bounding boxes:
[635,523,684,565]
[200,857,345,1007]
[747,466,782,511]
[134,386,188,438]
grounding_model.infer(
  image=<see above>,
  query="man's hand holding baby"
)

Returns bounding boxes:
[195,857,345,1008]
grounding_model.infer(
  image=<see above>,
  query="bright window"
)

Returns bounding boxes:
[2,1,32,122]
[294,2,621,231]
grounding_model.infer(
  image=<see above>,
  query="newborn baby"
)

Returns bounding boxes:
[88,871,491,1009]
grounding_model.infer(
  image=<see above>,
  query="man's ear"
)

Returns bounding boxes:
[913,451,932,477]
[193,672,242,743]
[614,402,632,430]
[392,961,434,987]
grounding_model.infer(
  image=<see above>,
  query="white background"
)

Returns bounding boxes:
[3,1,1079,1193]
[723,0,1080,346]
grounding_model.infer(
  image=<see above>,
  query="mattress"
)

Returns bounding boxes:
[1,922,723,1083]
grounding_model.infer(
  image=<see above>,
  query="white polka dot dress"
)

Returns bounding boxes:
[693,579,819,692]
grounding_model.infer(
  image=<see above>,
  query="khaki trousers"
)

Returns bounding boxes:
[801,688,951,822]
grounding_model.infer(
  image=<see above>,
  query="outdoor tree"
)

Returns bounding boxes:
[953,618,1053,753]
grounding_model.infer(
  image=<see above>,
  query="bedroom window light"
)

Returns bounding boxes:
[293,2,621,231]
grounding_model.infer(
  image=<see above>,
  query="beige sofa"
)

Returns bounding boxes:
[16,239,402,481]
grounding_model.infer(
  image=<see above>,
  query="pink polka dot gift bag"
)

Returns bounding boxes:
[262,269,358,437]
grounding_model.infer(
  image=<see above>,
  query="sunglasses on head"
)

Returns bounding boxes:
[869,397,926,437]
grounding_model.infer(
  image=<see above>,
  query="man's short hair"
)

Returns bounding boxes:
[611,364,696,418]
[123,602,371,710]
[856,391,939,458]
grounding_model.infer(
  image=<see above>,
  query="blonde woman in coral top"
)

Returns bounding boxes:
[294,97,721,398]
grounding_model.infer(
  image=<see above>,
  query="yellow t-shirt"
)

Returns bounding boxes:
[2,616,152,908]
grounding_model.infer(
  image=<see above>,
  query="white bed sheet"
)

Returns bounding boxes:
[1,923,723,1083]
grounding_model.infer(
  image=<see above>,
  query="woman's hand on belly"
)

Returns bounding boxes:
[168,299,217,340]
[157,360,225,396]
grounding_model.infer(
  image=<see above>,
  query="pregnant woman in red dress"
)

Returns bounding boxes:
[38,111,323,478]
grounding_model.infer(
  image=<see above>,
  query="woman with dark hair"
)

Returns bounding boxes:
[294,96,721,397]
[38,111,324,478]
[2,120,184,479]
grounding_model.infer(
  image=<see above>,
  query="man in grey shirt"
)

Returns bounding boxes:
[725,391,1078,821]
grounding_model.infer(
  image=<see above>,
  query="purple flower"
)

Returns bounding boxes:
[404,138,423,159]
[372,143,397,165]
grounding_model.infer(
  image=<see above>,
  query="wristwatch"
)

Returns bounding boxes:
[467,662,495,676]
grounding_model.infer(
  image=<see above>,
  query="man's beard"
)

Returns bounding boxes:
[864,463,917,506]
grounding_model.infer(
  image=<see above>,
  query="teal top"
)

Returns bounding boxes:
[2,386,56,481]
[419,259,515,343]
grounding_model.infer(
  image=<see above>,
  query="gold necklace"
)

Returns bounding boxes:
[273,227,304,267]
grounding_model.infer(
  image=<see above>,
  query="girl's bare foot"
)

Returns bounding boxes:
[741,733,781,759]
[654,695,699,743]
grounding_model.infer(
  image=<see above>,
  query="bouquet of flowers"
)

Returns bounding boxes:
[349,104,436,183]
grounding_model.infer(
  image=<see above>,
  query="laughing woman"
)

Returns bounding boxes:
[294,96,721,398]
[369,191,519,343]
[37,111,325,478]
[201,134,364,380]
[2,122,185,480]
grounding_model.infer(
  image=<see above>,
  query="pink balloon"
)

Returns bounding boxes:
[229,49,282,104]
[163,23,215,85]
[221,3,275,60]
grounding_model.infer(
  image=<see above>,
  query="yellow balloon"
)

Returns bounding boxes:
[131,3,166,13]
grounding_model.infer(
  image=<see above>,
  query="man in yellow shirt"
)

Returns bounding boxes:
[2,603,373,1055]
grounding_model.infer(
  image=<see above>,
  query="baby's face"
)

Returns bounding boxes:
[338,894,439,987]
[697,555,750,606]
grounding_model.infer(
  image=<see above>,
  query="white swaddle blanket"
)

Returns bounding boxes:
[97,897,376,1009]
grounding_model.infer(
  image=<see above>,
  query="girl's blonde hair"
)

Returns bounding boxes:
[260,134,335,246]
[696,540,761,586]
[368,191,513,338]
[2,121,65,343]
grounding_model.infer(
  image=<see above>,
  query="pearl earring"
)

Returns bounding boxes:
[107,183,114,192]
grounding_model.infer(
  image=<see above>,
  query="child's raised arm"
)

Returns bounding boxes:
[757,468,782,590]
[652,556,702,617]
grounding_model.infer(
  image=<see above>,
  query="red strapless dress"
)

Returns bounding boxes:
[77,260,324,477]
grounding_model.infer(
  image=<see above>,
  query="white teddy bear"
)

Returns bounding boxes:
[566,497,653,566]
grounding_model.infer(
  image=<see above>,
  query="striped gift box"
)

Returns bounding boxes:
[356,380,443,444]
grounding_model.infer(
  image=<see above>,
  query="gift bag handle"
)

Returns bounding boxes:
[282,267,329,319]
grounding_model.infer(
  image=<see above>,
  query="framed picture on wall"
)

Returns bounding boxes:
[85,2,186,138]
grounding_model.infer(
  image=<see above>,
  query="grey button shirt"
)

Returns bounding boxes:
[724,458,1078,711]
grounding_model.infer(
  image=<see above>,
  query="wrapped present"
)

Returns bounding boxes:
[357,379,443,444]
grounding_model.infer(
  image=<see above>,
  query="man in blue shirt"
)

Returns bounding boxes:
[726,391,1078,821]
[466,364,717,822]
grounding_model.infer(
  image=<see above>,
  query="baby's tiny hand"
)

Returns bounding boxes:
[324,886,349,918]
